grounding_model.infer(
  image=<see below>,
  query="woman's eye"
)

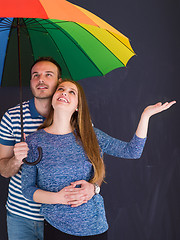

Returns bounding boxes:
[57,87,63,91]
[70,91,75,95]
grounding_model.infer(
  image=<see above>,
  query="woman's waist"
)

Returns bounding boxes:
[41,194,104,219]
[41,195,108,235]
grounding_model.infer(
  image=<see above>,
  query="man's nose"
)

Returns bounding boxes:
[38,75,44,83]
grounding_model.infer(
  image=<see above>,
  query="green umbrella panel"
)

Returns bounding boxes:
[1,18,135,86]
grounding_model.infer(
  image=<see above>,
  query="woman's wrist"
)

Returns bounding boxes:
[54,191,63,204]
[141,110,151,120]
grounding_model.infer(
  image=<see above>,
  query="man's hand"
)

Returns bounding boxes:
[33,182,95,206]
[0,142,29,178]
[64,180,95,207]
[14,142,29,163]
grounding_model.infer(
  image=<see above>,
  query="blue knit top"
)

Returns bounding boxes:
[21,128,146,236]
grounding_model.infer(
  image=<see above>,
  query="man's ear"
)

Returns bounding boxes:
[58,78,63,83]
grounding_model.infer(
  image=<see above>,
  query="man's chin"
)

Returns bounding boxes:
[34,95,52,100]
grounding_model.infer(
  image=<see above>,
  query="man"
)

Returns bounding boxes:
[0,57,98,240]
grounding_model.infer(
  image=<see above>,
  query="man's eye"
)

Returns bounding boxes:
[33,74,39,78]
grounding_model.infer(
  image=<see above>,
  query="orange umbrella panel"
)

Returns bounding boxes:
[0,0,100,26]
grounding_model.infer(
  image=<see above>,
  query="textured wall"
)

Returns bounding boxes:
[0,0,180,239]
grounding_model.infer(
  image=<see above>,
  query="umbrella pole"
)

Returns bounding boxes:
[16,19,42,166]
[17,18,24,142]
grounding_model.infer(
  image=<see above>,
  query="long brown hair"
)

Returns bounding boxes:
[38,79,105,183]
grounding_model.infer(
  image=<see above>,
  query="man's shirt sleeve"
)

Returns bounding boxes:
[0,111,15,146]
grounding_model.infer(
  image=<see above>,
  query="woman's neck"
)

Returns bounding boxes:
[45,111,73,135]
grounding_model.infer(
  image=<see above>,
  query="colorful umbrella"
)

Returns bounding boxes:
[0,0,135,86]
[0,0,135,164]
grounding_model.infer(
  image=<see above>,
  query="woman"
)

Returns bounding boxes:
[21,80,175,239]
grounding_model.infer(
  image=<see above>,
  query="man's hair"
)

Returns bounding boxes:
[30,57,62,79]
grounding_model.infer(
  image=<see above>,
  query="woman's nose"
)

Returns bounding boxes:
[62,92,67,96]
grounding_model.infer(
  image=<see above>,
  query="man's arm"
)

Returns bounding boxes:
[0,142,28,178]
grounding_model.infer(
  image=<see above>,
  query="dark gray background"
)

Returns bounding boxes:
[0,0,180,239]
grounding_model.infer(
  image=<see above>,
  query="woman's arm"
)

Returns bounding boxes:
[22,162,84,205]
[136,101,176,138]
[22,161,91,206]
[95,101,176,159]
[21,139,95,206]
[33,188,73,205]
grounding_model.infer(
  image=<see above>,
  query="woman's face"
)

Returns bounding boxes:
[52,81,78,114]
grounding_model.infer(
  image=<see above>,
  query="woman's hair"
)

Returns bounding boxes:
[38,79,105,183]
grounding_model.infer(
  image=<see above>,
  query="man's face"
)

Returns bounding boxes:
[30,61,60,100]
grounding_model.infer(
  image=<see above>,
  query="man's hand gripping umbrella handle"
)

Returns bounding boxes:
[21,133,43,166]
[22,147,43,166]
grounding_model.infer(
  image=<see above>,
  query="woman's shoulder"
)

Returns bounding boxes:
[93,127,102,135]
[93,127,107,139]
[26,129,45,142]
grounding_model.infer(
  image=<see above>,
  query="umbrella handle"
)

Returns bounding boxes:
[23,147,43,165]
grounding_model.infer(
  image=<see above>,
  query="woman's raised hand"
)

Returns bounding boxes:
[142,101,176,118]
[135,101,176,139]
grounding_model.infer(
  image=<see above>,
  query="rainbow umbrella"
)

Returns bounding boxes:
[0,0,135,86]
[0,0,135,164]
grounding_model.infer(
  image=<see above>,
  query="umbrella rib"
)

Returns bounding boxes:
[0,19,14,86]
[5,19,13,24]
[24,18,41,25]
[0,20,12,28]
[19,28,48,33]
[52,21,132,67]
[24,19,70,28]
[23,18,33,25]
[107,30,135,54]
[74,22,126,68]
[0,18,12,25]
[0,28,12,32]
[48,20,104,76]
[0,23,11,27]
[21,18,35,63]
[33,19,73,80]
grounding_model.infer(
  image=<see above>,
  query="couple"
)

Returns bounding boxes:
[0,57,175,240]
[0,57,100,240]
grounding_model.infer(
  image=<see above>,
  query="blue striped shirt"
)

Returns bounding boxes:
[0,99,45,221]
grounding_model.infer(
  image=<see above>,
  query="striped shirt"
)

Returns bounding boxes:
[0,99,45,221]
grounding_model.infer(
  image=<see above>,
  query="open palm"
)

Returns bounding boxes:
[143,101,176,118]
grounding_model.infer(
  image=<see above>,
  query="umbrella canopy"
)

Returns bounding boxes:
[0,0,135,86]
[0,0,135,164]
